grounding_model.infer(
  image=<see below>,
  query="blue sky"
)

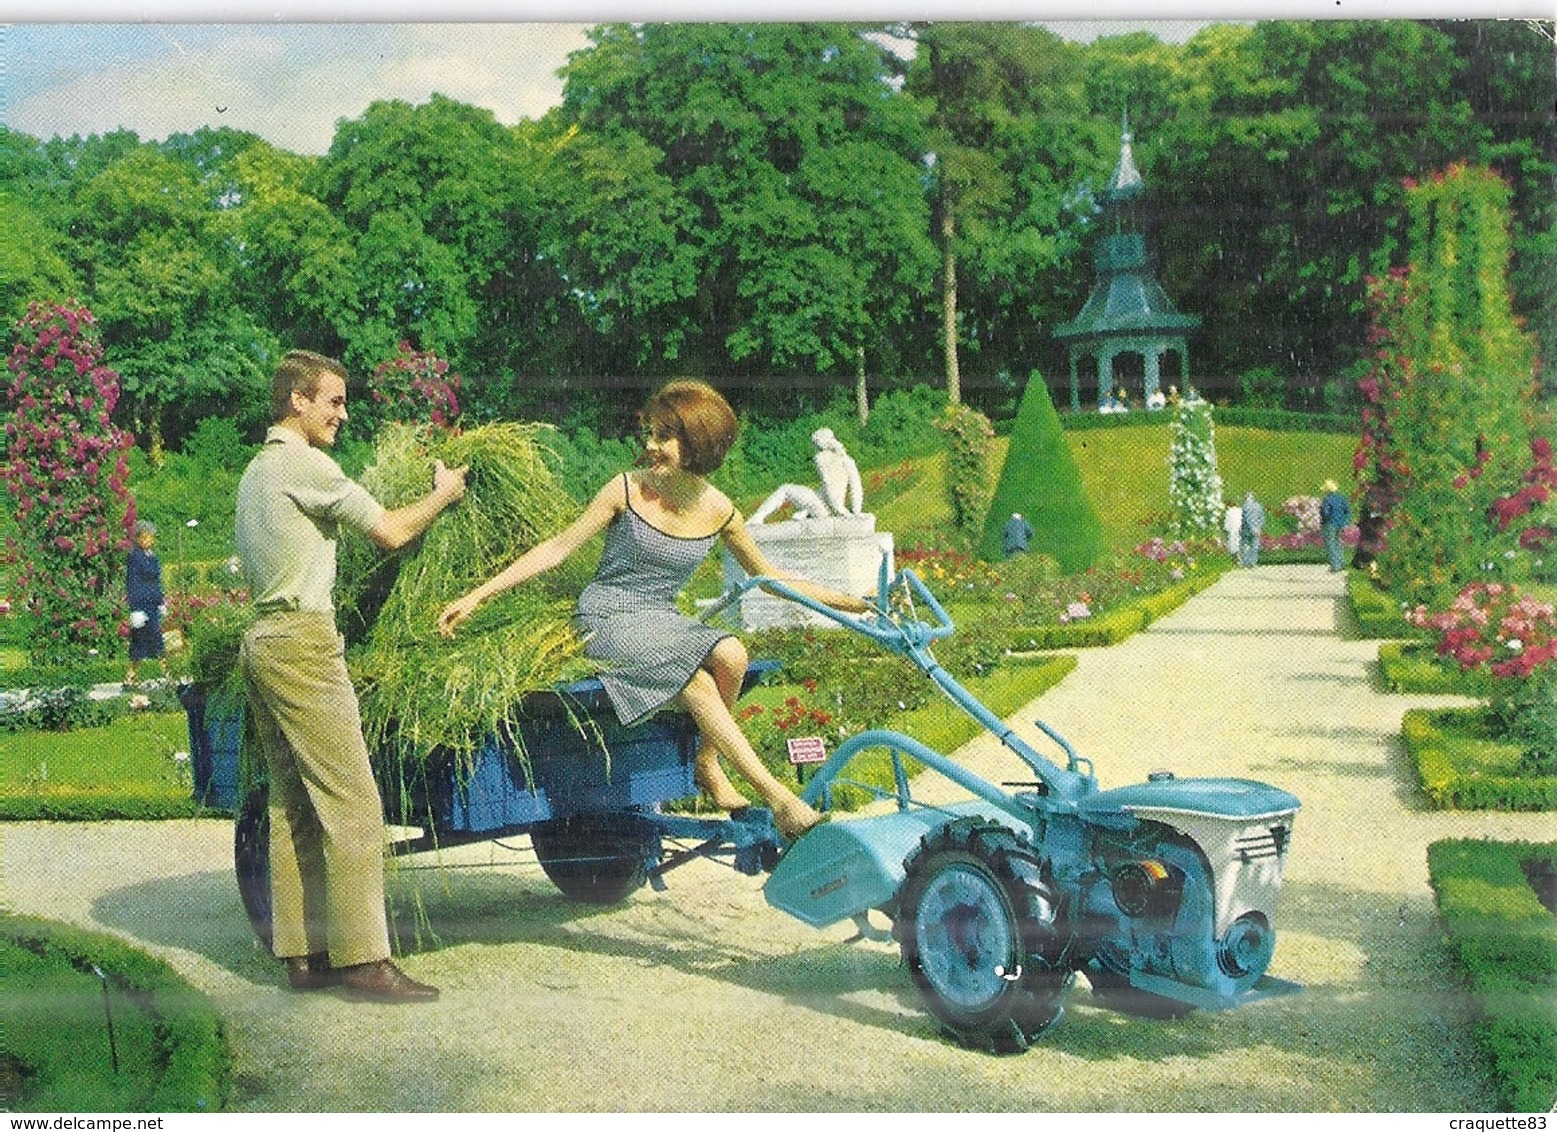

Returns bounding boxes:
[3,4,1542,156]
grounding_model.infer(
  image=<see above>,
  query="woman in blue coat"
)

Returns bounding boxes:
[126,519,165,684]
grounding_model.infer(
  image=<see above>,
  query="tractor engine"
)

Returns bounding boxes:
[1066,775,1301,1012]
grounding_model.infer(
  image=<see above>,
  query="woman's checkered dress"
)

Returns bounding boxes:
[575,475,734,725]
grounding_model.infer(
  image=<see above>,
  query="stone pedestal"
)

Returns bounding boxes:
[722,514,894,630]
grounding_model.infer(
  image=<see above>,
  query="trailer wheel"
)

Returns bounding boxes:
[895,818,1071,1054]
[531,813,659,905]
[233,783,274,950]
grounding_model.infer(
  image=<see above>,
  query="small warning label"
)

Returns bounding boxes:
[785,736,828,765]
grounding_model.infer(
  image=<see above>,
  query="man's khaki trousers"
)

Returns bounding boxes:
[239,611,389,967]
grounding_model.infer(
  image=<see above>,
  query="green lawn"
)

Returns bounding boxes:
[1,915,230,1111]
[873,423,1359,553]
[0,711,196,818]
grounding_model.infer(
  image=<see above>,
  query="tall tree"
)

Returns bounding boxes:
[312,95,530,381]
[906,23,1096,409]
[552,23,937,412]
[66,144,275,450]
[1146,21,1480,399]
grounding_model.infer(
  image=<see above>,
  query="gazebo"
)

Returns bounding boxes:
[1053,117,1200,412]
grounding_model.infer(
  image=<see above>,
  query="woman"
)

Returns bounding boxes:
[437,381,866,839]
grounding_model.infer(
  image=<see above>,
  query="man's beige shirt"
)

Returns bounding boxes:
[235,426,385,615]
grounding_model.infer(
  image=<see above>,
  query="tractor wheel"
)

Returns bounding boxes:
[233,783,274,950]
[894,818,1072,1053]
[531,813,659,905]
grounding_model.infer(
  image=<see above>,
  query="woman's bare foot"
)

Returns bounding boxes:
[772,798,827,840]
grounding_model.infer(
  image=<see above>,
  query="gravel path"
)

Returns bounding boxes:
[2,564,1550,1112]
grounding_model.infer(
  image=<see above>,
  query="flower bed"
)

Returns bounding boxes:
[1403,707,1557,810]
[1426,839,1557,1112]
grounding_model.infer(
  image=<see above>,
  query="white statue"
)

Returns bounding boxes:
[749,427,865,524]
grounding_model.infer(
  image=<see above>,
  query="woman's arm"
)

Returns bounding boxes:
[720,516,869,614]
[437,477,623,637]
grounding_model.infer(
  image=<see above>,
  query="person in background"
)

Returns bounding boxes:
[1224,502,1243,558]
[1319,479,1353,573]
[125,520,165,686]
[1002,511,1034,558]
[237,349,467,1002]
[438,380,866,841]
[1239,491,1266,568]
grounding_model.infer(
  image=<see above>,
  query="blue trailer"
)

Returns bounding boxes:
[190,565,1301,1052]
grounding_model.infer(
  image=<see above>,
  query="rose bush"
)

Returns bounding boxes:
[1409,580,1557,771]
[367,341,462,432]
[3,302,136,668]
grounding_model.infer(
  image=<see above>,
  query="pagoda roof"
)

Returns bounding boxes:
[1053,271,1200,340]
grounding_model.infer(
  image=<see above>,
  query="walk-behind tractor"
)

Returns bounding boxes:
[190,565,1300,1052]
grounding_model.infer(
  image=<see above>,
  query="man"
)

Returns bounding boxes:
[1239,491,1266,568]
[1319,479,1353,573]
[1002,511,1034,557]
[236,349,466,1002]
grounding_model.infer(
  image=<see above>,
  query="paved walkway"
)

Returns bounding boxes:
[2,564,1550,1111]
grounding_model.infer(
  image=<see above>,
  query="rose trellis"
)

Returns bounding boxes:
[3,302,136,668]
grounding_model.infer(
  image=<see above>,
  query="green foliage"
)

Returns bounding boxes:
[0,192,79,327]
[181,415,254,474]
[4,23,1553,422]
[1374,165,1540,606]
[1347,569,1429,640]
[0,914,229,1111]
[1238,366,1287,410]
[1426,839,1557,1112]
[717,385,947,507]
[1378,640,1492,696]
[1403,707,1557,810]
[979,372,1104,570]
[554,23,938,382]
[935,402,996,542]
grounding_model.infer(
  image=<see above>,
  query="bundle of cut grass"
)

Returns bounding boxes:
[341,422,601,768]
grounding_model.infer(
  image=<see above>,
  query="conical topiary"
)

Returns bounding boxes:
[979,372,1105,571]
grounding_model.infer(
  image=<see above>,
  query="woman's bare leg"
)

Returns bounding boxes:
[678,669,821,838]
[693,639,750,809]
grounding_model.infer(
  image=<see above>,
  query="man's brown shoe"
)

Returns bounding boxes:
[283,953,338,991]
[336,960,439,1003]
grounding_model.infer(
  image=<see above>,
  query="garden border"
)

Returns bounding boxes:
[0,913,230,1111]
[1403,707,1557,810]
[1426,839,1557,1112]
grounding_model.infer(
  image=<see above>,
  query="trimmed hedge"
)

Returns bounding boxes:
[1426,839,1557,1112]
[1404,707,1557,810]
[0,790,204,822]
[0,914,229,1111]
[998,568,1225,653]
[1379,640,1492,696]
[1348,570,1429,640]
